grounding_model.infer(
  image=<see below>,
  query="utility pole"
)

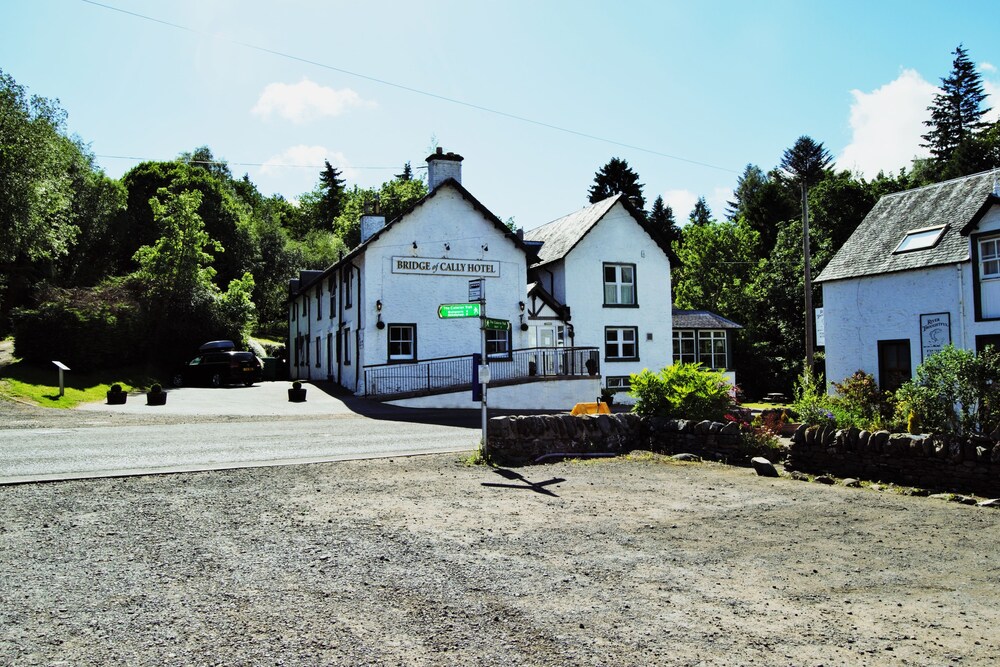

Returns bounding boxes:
[802,181,814,374]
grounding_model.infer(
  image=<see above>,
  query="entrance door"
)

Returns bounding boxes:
[537,325,556,375]
[878,339,912,393]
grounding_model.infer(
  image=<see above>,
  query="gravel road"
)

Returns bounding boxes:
[3,448,999,666]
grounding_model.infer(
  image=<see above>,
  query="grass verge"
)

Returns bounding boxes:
[0,360,158,409]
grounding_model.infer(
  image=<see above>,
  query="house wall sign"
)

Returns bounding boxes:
[391,256,501,277]
[920,312,951,361]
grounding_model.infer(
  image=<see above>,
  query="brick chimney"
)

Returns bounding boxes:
[426,147,463,190]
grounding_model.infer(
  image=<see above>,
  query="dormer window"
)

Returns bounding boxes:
[893,225,947,254]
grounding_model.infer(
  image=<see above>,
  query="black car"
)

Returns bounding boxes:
[172,351,263,387]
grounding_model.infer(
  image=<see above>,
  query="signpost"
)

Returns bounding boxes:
[482,317,510,332]
[52,360,70,397]
[437,302,481,319]
[468,278,484,303]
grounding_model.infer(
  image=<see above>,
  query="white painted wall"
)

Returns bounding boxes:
[557,201,673,384]
[388,377,601,410]
[358,185,529,383]
[822,264,967,391]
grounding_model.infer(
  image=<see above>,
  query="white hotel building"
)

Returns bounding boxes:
[288,149,675,410]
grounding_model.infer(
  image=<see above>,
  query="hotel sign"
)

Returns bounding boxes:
[391,256,500,277]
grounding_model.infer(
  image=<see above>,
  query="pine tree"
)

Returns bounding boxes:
[588,157,646,211]
[318,160,346,227]
[688,197,712,226]
[921,45,992,163]
[395,161,414,182]
[647,195,681,263]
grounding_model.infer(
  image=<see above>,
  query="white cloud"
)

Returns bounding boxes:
[983,77,1000,123]
[660,189,698,222]
[980,62,997,74]
[252,78,376,123]
[836,69,938,178]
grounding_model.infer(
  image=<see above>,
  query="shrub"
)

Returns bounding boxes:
[791,368,836,427]
[629,363,733,421]
[894,345,1000,435]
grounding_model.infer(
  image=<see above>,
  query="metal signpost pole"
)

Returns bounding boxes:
[478,278,488,459]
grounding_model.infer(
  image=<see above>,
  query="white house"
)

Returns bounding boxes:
[523,194,674,402]
[287,149,604,409]
[816,170,1000,393]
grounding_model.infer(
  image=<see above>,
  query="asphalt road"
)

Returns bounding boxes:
[0,382,481,484]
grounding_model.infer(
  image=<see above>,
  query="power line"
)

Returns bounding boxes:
[80,0,739,175]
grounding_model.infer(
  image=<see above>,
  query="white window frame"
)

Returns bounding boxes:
[486,329,512,359]
[603,263,637,306]
[894,225,947,254]
[698,330,728,370]
[387,324,416,362]
[605,326,638,361]
[980,236,1000,279]
[606,376,631,393]
[673,330,696,364]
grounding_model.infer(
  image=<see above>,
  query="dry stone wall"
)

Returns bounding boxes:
[486,414,771,466]
[787,424,1000,497]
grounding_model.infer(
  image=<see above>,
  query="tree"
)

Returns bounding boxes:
[725,164,796,252]
[588,157,646,211]
[688,197,713,226]
[647,195,680,265]
[395,161,414,181]
[780,135,833,375]
[318,160,346,227]
[922,45,991,164]
[179,145,232,180]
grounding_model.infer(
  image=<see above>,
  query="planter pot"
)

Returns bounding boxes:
[106,391,127,405]
[288,387,307,403]
[147,391,167,406]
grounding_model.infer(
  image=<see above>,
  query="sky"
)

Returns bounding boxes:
[3,0,999,230]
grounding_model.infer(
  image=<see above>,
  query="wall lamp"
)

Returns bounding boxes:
[444,243,450,251]
[412,241,418,249]
[481,243,489,252]
[519,301,528,331]
[375,300,385,329]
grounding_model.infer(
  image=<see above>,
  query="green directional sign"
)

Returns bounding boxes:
[482,317,511,331]
[438,302,481,319]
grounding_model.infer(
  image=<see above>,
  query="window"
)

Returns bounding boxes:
[343,327,351,365]
[673,331,696,364]
[344,269,353,309]
[878,339,911,393]
[388,324,416,361]
[316,288,322,320]
[698,330,728,370]
[606,376,631,393]
[328,277,336,318]
[603,263,637,306]
[894,225,947,254]
[605,327,638,361]
[315,336,321,367]
[486,329,512,359]
[980,237,1000,279]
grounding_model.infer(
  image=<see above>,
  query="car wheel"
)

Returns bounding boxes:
[211,373,222,388]
[171,374,184,388]
[244,381,254,387]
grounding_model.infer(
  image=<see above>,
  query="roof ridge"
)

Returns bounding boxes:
[884,169,995,199]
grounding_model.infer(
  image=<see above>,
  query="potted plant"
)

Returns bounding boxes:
[146,383,167,406]
[288,381,307,402]
[600,388,616,406]
[106,384,127,405]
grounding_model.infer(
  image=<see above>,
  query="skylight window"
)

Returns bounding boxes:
[894,225,947,254]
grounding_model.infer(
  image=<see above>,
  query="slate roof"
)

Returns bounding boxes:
[816,170,999,284]
[672,309,742,330]
[524,194,673,267]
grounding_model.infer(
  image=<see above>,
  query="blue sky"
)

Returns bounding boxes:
[3,0,999,229]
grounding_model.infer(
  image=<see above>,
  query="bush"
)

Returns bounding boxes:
[894,345,1000,435]
[629,363,733,421]
[830,370,893,431]
[791,368,836,427]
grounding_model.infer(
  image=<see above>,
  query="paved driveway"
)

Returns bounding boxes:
[2,381,481,484]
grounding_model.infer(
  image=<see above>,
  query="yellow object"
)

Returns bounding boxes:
[570,402,611,416]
